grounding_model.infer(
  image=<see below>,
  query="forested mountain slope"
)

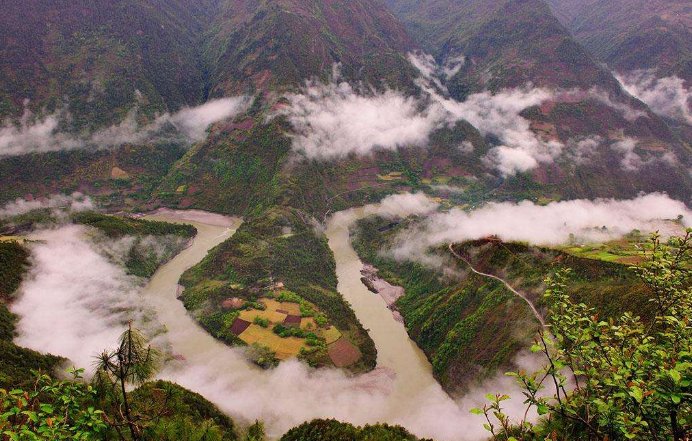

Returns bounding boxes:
[546,0,692,81]
[383,0,692,200]
[0,0,220,127]
[205,0,419,95]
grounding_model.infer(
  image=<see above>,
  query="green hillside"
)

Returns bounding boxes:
[206,0,418,96]
[281,419,431,441]
[547,0,692,81]
[352,215,653,394]
[0,0,219,126]
[180,206,377,371]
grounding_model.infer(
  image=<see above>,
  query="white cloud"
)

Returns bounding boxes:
[616,70,691,124]
[429,184,466,194]
[285,61,560,176]
[408,52,466,85]
[283,80,444,160]
[458,141,475,154]
[0,113,82,156]
[407,52,440,83]
[368,192,441,218]
[427,87,562,176]
[0,193,93,219]
[566,135,602,165]
[407,54,564,176]
[0,97,249,157]
[610,137,645,171]
[608,137,677,172]
[11,226,147,369]
[586,88,647,122]
[389,193,690,265]
[442,55,466,79]
[168,98,250,141]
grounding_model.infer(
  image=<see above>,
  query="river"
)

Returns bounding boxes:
[143,208,468,440]
[325,208,459,421]
[12,208,470,440]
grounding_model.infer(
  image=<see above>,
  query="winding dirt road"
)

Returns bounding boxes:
[448,243,546,327]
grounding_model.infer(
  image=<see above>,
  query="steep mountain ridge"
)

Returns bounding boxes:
[546,0,692,81]
[0,0,221,128]
[3,0,689,210]
[205,0,419,96]
[383,0,691,201]
[387,0,618,92]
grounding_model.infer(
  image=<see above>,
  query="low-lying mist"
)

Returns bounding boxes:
[616,70,691,124]
[9,215,475,441]
[0,97,249,157]
[0,192,93,219]
[386,193,690,267]
[282,75,444,160]
[12,226,147,369]
[9,192,690,440]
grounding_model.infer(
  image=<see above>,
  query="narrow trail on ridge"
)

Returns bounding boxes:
[448,243,546,328]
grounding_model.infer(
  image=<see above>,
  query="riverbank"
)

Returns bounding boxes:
[360,264,405,323]
[10,207,472,440]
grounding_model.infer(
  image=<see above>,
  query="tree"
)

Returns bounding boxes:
[474,231,691,440]
[245,421,265,441]
[94,323,160,441]
[0,368,106,440]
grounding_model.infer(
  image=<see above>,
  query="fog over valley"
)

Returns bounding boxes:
[0,1,690,440]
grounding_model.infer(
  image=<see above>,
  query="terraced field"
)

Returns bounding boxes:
[228,295,359,366]
[555,222,686,264]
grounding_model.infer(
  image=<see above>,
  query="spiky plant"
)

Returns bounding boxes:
[94,322,160,441]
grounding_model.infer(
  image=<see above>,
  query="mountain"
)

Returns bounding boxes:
[0,0,221,129]
[352,216,655,395]
[383,0,691,201]
[2,0,689,211]
[546,0,692,82]
[204,0,419,96]
[385,0,619,93]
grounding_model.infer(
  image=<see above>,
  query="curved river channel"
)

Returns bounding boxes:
[145,209,468,439]
[15,208,471,440]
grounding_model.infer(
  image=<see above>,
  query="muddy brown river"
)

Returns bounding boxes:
[143,208,467,439]
[13,208,469,440]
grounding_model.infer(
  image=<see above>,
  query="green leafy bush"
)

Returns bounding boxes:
[280,419,430,441]
[253,317,269,328]
[0,369,107,440]
[475,232,692,440]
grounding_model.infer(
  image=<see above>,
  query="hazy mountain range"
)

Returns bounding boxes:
[1,0,688,211]
[1,1,690,439]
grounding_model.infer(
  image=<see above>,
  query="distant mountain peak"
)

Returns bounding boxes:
[205,0,419,96]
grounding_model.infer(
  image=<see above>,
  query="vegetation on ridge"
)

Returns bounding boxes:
[352,215,656,395]
[180,205,376,371]
[476,231,691,440]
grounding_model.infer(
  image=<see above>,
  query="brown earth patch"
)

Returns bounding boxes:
[222,297,245,309]
[328,337,361,367]
[283,315,302,327]
[178,197,194,208]
[300,317,317,330]
[230,318,251,335]
[110,166,130,179]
